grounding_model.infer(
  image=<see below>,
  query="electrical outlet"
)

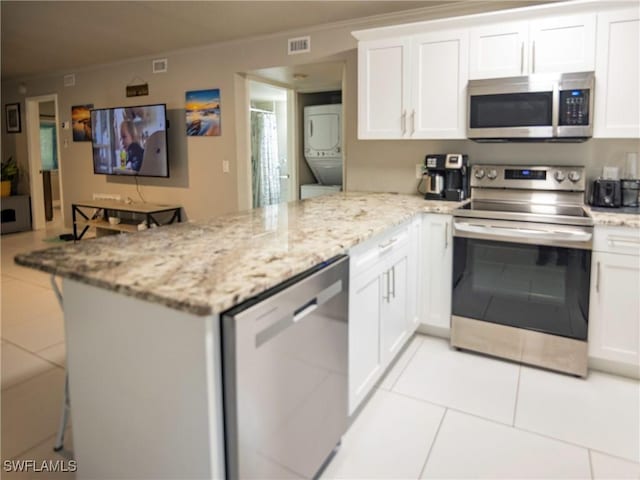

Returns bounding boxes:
[222,160,230,173]
[415,163,426,179]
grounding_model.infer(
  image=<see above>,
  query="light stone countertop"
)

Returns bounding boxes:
[15,192,464,316]
[584,206,640,228]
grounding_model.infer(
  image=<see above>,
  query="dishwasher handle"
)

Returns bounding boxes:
[293,298,318,322]
[254,278,344,347]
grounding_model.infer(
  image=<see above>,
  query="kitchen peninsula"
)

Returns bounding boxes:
[15,192,461,479]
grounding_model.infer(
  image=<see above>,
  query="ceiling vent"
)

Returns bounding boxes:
[152,58,168,74]
[288,36,310,55]
[63,74,75,87]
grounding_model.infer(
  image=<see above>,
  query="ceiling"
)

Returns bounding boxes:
[0,1,453,81]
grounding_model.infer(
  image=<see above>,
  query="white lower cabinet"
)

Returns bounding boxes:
[588,226,640,378]
[348,219,419,414]
[420,214,453,335]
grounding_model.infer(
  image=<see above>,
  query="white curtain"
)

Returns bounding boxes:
[251,111,281,208]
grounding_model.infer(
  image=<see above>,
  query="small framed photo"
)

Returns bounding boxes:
[5,103,21,133]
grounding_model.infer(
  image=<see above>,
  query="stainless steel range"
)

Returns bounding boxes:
[451,165,593,377]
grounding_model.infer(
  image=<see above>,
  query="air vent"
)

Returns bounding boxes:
[152,58,168,73]
[288,36,310,55]
[63,74,75,87]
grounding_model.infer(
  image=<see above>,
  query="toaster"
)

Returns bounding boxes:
[591,179,622,207]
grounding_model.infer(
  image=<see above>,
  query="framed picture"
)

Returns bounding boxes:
[5,103,21,133]
[185,89,221,136]
[72,104,94,141]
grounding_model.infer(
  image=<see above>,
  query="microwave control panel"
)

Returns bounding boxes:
[559,89,590,126]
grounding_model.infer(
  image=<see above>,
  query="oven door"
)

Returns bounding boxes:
[452,219,592,341]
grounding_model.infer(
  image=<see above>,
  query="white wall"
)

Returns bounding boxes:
[2,1,638,228]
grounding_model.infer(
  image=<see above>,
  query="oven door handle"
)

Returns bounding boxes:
[454,222,593,243]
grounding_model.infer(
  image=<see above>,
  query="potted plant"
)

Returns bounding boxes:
[1,157,18,197]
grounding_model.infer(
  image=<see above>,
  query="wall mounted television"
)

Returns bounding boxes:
[91,103,169,178]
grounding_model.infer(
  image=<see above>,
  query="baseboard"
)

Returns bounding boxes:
[417,323,450,339]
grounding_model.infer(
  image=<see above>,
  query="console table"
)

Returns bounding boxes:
[72,200,181,241]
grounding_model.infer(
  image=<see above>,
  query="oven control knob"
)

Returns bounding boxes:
[554,170,566,182]
[568,170,581,183]
[474,168,485,179]
[487,169,498,180]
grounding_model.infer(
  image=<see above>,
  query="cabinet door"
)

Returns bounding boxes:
[589,252,640,372]
[358,37,411,139]
[469,21,529,79]
[594,8,640,138]
[349,271,383,414]
[420,214,453,331]
[411,29,468,139]
[529,13,596,74]
[380,255,408,365]
[407,216,421,333]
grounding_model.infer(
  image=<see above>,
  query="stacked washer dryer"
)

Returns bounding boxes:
[301,104,343,199]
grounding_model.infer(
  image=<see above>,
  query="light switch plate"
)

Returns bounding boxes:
[222,160,230,173]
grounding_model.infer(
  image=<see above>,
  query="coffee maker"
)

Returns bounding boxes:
[424,153,470,201]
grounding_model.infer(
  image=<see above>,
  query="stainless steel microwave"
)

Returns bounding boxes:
[467,71,595,142]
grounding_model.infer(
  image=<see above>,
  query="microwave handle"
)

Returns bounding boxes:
[552,83,559,136]
[520,42,524,74]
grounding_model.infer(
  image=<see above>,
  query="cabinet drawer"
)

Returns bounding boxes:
[593,226,640,256]
[349,223,410,277]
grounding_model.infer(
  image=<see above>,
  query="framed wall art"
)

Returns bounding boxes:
[185,89,221,136]
[5,103,21,133]
[72,104,94,141]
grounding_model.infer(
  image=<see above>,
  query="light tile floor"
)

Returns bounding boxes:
[2,217,640,479]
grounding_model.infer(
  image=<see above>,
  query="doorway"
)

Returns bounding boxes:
[25,94,64,231]
[243,60,345,207]
[249,80,294,208]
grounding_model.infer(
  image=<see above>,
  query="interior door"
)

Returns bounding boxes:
[39,113,58,221]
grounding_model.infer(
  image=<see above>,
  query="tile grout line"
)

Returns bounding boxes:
[9,428,74,462]
[387,338,423,391]
[512,365,522,427]
[2,337,66,368]
[588,449,595,480]
[418,408,448,479]
[389,387,639,466]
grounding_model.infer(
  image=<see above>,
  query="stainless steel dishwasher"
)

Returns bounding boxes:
[221,255,349,479]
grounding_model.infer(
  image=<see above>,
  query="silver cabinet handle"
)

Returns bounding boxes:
[532,40,536,73]
[401,110,407,135]
[310,119,313,137]
[445,222,449,249]
[378,237,398,252]
[596,261,600,293]
[520,41,524,74]
[608,236,640,248]
[411,110,415,135]
[391,265,396,299]
[383,270,390,303]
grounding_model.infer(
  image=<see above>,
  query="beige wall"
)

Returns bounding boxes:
[2,1,639,228]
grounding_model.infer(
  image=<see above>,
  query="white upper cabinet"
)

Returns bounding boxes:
[594,7,640,138]
[529,13,596,74]
[469,14,595,80]
[412,29,468,139]
[355,3,632,139]
[469,21,529,79]
[357,37,411,139]
[358,30,468,139]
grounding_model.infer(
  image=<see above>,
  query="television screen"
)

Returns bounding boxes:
[91,104,169,177]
